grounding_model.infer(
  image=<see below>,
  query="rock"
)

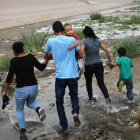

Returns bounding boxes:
[90,12,101,20]
[52,73,55,76]
[49,103,55,107]
[104,70,111,74]
[0,54,6,57]
[36,52,43,55]
[133,123,139,129]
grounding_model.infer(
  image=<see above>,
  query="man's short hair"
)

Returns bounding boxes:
[118,47,126,56]
[52,21,64,33]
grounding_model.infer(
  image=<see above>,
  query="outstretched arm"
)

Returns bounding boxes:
[100,43,112,65]
[33,55,48,71]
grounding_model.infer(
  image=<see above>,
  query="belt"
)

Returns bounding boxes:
[85,62,102,66]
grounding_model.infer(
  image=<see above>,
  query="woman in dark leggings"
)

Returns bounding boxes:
[81,26,113,109]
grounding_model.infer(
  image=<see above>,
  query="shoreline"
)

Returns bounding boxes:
[0,1,133,30]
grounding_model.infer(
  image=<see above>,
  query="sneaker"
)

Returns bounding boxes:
[73,114,81,127]
[106,98,113,113]
[127,100,133,104]
[57,128,69,135]
[118,81,124,92]
[89,99,94,104]
[122,93,127,100]
[62,129,69,135]
[20,130,28,140]
[36,107,46,121]
[88,97,95,104]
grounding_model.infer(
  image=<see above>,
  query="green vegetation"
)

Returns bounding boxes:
[118,24,130,30]
[75,29,83,40]
[111,38,140,58]
[99,16,121,23]
[126,6,140,11]
[98,15,140,25]
[133,0,140,3]
[100,52,107,59]
[0,55,11,71]
[20,27,50,53]
[123,15,140,25]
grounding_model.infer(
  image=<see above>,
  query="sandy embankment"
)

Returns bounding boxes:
[0,0,133,30]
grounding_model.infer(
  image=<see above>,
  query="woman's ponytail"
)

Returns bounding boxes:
[83,26,99,39]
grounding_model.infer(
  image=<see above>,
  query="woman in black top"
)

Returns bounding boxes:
[2,42,49,140]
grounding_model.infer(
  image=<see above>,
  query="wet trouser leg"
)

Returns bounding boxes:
[55,78,68,131]
[94,63,109,100]
[84,65,93,99]
[126,78,133,100]
[68,78,79,115]
[15,85,39,129]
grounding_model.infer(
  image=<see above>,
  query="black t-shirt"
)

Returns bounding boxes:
[6,54,46,88]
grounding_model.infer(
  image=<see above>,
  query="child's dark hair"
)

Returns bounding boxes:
[83,26,98,39]
[52,21,64,33]
[118,47,126,56]
[12,42,24,54]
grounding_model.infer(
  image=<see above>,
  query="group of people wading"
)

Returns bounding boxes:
[2,21,134,140]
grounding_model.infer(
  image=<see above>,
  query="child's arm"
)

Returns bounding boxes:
[111,62,118,67]
[130,60,134,67]
[110,62,118,69]
[68,40,80,50]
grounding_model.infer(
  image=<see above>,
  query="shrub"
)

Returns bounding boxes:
[75,30,83,40]
[125,6,140,11]
[20,27,50,53]
[118,24,130,30]
[0,55,11,71]
[90,12,101,20]
[99,16,121,23]
[111,38,140,58]
[123,15,140,25]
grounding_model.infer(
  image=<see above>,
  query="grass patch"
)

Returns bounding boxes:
[100,52,107,59]
[123,15,140,25]
[98,15,140,26]
[133,0,140,3]
[20,27,50,53]
[111,38,140,58]
[75,30,83,40]
[118,24,130,30]
[99,16,121,23]
[0,55,11,71]
[125,6,140,11]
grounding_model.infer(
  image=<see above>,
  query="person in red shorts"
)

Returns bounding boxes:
[64,23,80,50]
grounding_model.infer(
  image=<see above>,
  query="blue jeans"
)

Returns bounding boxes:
[15,85,39,129]
[117,78,133,100]
[55,78,79,131]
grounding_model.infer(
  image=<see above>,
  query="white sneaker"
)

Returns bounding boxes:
[38,108,46,121]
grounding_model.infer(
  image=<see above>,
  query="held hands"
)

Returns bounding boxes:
[109,63,114,69]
